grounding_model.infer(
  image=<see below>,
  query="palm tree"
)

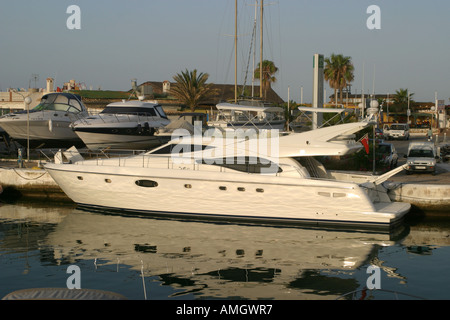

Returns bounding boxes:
[324,54,355,105]
[254,60,278,99]
[392,88,414,112]
[170,69,217,112]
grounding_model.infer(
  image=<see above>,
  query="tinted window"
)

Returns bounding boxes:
[101,106,157,116]
[198,156,282,174]
[135,180,158,187]
[150,144,212,155]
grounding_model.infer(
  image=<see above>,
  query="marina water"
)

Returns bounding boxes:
[1,201,449,300]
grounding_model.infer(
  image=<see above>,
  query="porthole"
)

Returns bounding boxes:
[77,176,83,180]
[105,179,112,183]
[184,184,192,189]
[256,188,264,193]
[135,180,158,188]
[219,186,227,191]
[237,187,245,192]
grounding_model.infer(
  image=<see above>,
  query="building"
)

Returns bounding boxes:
[136,81,285,108]
[328,93,395,106]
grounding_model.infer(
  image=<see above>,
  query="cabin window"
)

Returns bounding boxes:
[149,144,213,155]
[135,180,159,188]
[256,188,264,193]
[105,179,112,183]
[198,156,282,174]
[155,105,168,119]
[77,176,83,180]
[219,186,227,191]
[237,187,246,192]
[184,184,192,189]
[318,192,331,197]
[101,106,157,117]
[333,193,346,198]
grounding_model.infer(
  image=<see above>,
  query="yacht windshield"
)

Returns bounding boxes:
[32,94,84,113]
[155,105,168,119]
[101,106,158,116]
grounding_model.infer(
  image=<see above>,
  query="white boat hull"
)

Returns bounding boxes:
[0,117,83,148]
[74,130,169,150]
[45,162,410,229]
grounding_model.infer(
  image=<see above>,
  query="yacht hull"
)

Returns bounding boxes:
[74,129,170,151]
[45,163,410,230]
[0,118,84,148]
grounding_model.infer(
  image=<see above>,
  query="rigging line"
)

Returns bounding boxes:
[241,7,258,97]
[276,1,284,94]
[215,0,234,89]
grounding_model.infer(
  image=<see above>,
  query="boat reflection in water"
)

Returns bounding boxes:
[0,202,413,300]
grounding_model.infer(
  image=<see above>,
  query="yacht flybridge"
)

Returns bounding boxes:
[209,100,285,131]
[0,92,88,148]
[44,120,410,230]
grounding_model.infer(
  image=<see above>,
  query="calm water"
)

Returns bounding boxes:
[1,201,450,300]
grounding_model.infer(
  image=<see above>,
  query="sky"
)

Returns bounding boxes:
[1,0,449,104]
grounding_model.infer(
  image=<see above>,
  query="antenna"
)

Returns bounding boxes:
[31,74,39,89]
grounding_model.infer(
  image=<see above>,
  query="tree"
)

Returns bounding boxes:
[254,60,278,99]
[170,69,217,112]
[392,88,414,112]
[324,54,355,104]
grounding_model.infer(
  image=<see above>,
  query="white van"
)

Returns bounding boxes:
[405,141,439,175]
[383,123,410,140]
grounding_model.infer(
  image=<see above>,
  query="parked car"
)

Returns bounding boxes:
[383,123,410,140]
[376,142,398,169]
[404,141,439,175]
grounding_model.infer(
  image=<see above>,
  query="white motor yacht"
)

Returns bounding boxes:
[0,92,88,148]
[71,100,171,151]
[44,120,410,230]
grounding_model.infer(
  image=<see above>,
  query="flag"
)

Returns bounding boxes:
[359,133,370,154]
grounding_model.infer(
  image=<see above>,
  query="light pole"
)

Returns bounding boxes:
[369,99,379,174]
[24,96,32,161]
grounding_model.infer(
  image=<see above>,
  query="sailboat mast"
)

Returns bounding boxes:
[235,0,238,103]
[260,0,263,99]
[252,0,257,98]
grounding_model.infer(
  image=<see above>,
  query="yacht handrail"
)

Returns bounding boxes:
[70,112,163,125]
[67,150,286,176]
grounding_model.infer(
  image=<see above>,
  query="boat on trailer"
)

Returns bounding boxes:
[44,120,410,230]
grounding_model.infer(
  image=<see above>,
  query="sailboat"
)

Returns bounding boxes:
[208,0,286,132]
